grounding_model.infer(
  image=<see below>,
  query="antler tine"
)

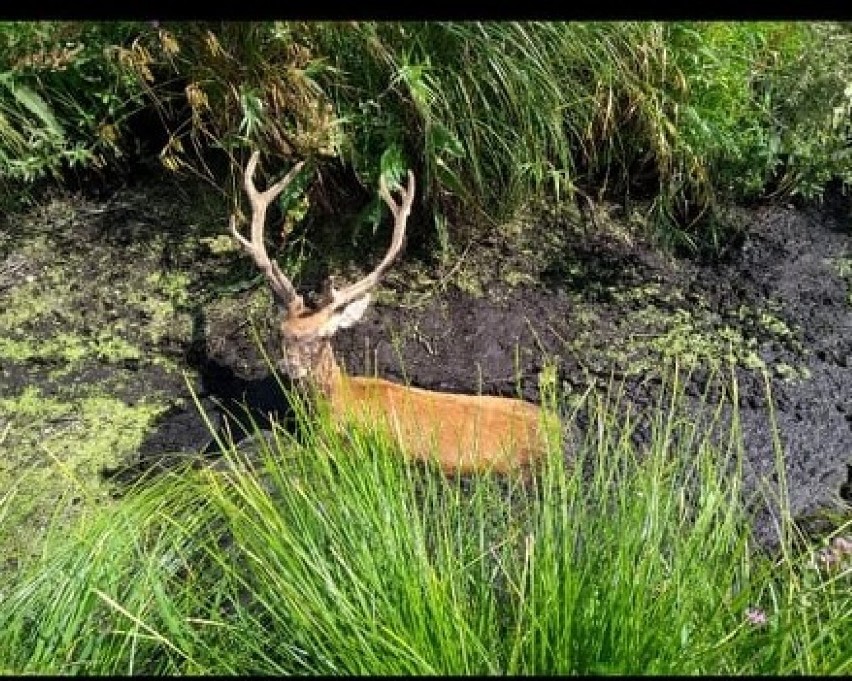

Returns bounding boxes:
[328,170,416,310]
[230,150,305,309]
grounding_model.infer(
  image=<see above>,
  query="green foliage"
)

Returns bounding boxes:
[122,23,341,181]
[0,21,849,249]
[0,22,145,188]
[662,23,851,204]
[129,21,850,245]
[1,367,850,674]
[760,23,852,197]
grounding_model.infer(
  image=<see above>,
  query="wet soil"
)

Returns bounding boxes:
[1,169,850,557]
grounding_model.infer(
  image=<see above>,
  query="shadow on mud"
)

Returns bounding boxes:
[102,303,300,486]
[102,361,299,486]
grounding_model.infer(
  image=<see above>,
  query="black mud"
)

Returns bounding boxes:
[1,172,850,552]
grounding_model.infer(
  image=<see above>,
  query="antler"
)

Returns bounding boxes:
[326,170,416,311]
[229,150,305,310]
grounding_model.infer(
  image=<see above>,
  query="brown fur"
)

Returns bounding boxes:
[288,331,556,475]
[330,374,555,474]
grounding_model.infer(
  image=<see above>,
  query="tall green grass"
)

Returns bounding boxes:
[1,365,849,674]
[4,22,846,247]
[131,22,851,246]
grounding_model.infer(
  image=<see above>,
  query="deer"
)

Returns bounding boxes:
[229,150,559,475]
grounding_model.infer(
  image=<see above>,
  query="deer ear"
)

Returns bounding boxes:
[320,294,371,335]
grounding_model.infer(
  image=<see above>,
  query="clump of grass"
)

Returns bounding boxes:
[0,364,849,674]
[128,22,850,252]
[0,22,143,190]
[1,22,848,250]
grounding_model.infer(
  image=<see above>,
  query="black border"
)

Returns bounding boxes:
[3,3,851,22]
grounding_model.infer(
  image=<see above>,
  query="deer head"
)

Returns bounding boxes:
[230,151,415,391]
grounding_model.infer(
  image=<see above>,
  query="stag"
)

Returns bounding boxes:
[229,151,557,474]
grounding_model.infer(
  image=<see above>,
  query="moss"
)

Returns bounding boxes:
[774,362,811,382]
[504,270,538,287]
[378,264,443,309]
[199,233,239,255]
[145,270,191,306]
[124,270,194,347]
[0,193,207,583]
[453,270,485,297]
[562,285,808,383]
[0,385,168,579]
[0,331,141,365]
[400,201,811,386]
[0,280,54,329]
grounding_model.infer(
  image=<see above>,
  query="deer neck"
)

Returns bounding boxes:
[308,339,344,398]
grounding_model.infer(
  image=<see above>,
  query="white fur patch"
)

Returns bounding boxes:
[322,294,371,334]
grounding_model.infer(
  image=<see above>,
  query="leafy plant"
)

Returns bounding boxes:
[0,22,145,189]
[1,21,849,252]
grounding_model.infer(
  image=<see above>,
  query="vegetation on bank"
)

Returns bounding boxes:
[1,366,850,675]
[1,21,850,675]
[1,21,849,253]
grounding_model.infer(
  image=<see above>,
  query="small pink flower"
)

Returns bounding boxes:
[745,606,768,627]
